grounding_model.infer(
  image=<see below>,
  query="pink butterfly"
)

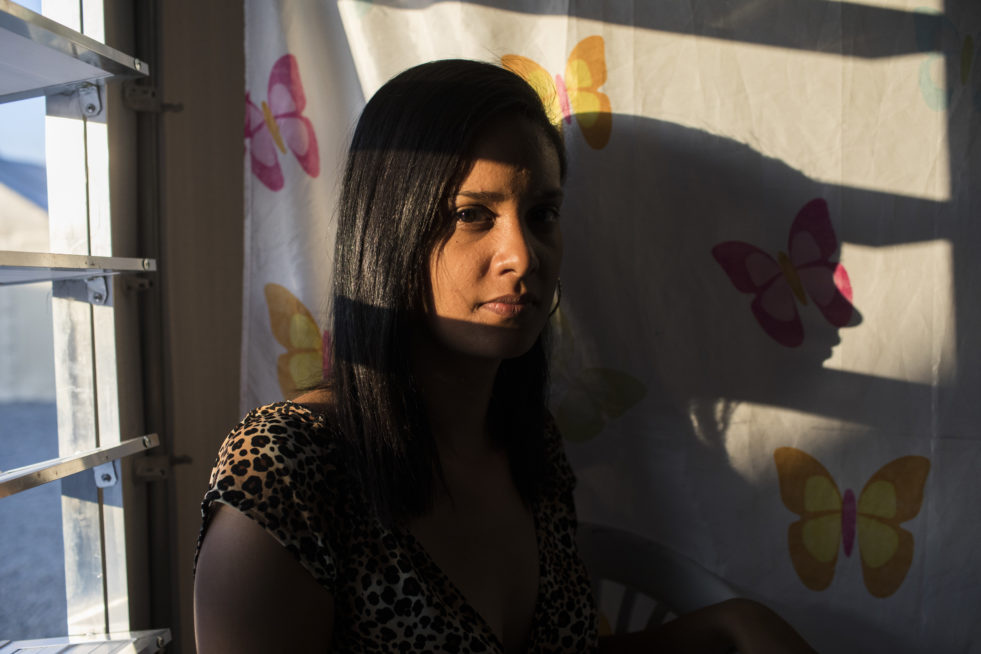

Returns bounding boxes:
[711,198,854,347]
[245,54,320,191]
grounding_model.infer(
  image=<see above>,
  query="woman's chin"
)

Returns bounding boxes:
[424,314,544,361]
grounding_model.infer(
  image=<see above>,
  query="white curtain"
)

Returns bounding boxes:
[241,2,981,652]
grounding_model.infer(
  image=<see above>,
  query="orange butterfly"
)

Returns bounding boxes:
[502,36,612,149]
[773,447,930,598]
[264,283,330,399]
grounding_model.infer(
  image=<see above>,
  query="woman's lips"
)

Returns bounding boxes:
[480,294,538,317]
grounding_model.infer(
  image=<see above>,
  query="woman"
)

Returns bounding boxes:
[194,59,816,653]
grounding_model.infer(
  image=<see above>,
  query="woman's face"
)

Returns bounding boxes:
[426,116,563,361]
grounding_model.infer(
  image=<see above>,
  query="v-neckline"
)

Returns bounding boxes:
[398,500,546,653]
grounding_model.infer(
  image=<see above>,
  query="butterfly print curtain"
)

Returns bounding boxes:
[242,2,981,652]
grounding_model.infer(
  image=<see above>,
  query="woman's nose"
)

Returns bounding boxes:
[493,215,539,277]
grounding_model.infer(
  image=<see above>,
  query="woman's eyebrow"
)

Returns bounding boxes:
[455,189,564,202]
[455,190,508,203]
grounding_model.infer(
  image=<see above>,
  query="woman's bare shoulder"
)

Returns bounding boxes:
[292,388,336,415]
[195,504,335,652]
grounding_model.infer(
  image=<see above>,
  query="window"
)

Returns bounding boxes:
[0,0,162,645]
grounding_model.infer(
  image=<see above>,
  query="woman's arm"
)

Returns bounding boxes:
[194,504,335,653]
[598,598,817,654]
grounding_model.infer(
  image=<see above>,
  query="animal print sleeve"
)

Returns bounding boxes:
[196,402,340,594]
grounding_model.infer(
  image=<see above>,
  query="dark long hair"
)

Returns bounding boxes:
[326,59,566,521]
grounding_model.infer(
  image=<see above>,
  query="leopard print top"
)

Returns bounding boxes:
[197,401,599,652]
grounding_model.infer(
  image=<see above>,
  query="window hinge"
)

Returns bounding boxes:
[52,276,113,306]
[46,81,106,121]
[93,460,119,488]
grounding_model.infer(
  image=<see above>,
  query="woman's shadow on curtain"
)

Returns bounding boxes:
[554,112,933,654]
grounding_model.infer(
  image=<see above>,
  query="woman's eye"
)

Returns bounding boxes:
[454,207,493,224]
[530,206,561,225]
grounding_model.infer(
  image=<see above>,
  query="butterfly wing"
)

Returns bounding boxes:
[501,54,564,128]
[856,455,931,598]
[914,10,962,110]
[555,367,646,443]
[712,242,804,346]
[268,54,307,115]
[788,198,854,328]
[277,115,320,177]
[245,92,284,191]
[264,283,325,397]
[564,36,612,149]
[774,447,843,591]
[267,54,320,178]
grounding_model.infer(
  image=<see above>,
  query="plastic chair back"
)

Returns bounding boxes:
[577,522,738,633]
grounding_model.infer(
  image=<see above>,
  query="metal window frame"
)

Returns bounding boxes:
[0,0,160,643]
[0,627,171,653]
[0,251,156,286]
[0,433,159,498]
[0,0,147,103]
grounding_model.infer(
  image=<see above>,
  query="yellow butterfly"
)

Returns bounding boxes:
[502,35,612,149]
[550,307,644,442]
[264,283,329,399]
[555,368,645,443]
[773,447,930,598]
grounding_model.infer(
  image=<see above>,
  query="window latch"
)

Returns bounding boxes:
[134,454,192,482]
[123,81,184,113]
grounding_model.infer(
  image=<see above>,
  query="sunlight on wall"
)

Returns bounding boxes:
[836,0,942,11]
[840,53,950,202]
[339,2,572,97]
[834,240,954,386]
[638,36,949,203]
